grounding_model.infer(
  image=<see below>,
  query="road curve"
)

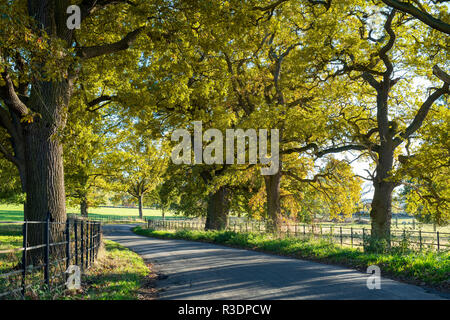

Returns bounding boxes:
[103,224,445,300]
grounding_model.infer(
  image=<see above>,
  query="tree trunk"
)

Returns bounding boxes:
[162,207,165,220]
[138,194,144,220]
[19,2,74,265]
[24,119,67,264]
[369,138,395,248]
[80,197,88,217]
[205,186,229,230]
[264,162,283,232]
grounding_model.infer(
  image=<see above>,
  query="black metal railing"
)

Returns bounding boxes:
[0,212,102,299]
[146,218,449,252]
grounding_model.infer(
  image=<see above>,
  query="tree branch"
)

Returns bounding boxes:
[86,95,116,112]
[0,72,29,116]
[381,0,450,35]
[316,144,374,157]
[281,143,318,155]
[78,27,145,59]
[394,81,449,146]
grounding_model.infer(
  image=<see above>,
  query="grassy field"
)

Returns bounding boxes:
[0,225,22,273]
[0,204,173,222]
[134,226,450,291]
[1,204,448,232]
[314,219,450,233]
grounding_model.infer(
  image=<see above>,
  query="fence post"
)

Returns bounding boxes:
[80,220,84,271]
[90,222,93,266]
[362,228,366,248]
[21,220,28,298]
[350,227,353,247]
[91,222,94,265]
[96,222,100,258]
[419,230,422,251]
[74,220,78,266]
[87,222,90,266]
[437,231,440,251]
[65,219,71,271]
[44,211,50,286]
[85,222,89,269]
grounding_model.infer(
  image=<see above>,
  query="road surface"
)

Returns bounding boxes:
[103,224,445,300]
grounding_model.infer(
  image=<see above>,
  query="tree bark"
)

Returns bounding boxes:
[80,196,88,217]
[264,162,283,232]
[138,194,144,220]
[205,186,229,230]
[24,116,67,264]
[369,138,395,245]
[15,0,74,265]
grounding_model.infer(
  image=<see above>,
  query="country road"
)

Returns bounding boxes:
[103,224,446,300]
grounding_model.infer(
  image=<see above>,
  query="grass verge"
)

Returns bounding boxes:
[63,240,155,300]
[0,238,156,300]
[133,226,450,292]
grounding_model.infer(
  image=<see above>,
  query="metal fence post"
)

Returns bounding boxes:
[362,228,366,248]
[90,222,94,265]
[21,220,28,298]
[44,212,50,286]
[87,222,90,267]
[419,230,422,251]
[85,221,89,269]
[89,222,92,267]
[65,219,71,271]
[80,220,84,271]
[74,220,78,266]
[350,227,353,247]
[437,231,440,251]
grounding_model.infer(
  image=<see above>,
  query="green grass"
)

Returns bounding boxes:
[0,223,22,274]
[316,218,450,233]
[64,240,153,300]
[0,238,153,300]
[0,204,176,222]
[133,226,450,290]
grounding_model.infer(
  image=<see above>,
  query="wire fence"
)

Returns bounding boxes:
[146,218,450,252]
[67,213,192,223]
[0,212,102,300]
[67,213,143,223]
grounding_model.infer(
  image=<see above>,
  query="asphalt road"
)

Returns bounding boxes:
[103,224,445,300]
